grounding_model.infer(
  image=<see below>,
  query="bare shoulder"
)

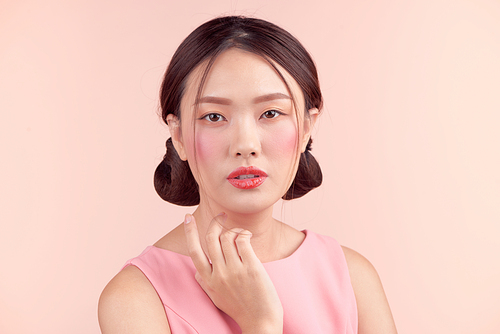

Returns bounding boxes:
[340,246,398,334]
[341,246,379,282]
[98,266,171,334]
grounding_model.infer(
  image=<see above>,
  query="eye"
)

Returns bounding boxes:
[202,113,226,122]
[261,110,283,119]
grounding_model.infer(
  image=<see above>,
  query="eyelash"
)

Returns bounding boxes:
[200,110,284,123]
[260,109,284,119]
[200,113,226,122]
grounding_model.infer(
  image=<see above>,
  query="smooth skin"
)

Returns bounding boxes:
[98,49,397,333]
[185,213,283,333]
[98,223,397,333]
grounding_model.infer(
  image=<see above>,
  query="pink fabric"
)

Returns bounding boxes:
[123,230,358,333]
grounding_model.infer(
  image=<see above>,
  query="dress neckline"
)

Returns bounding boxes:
[149,229,310,264]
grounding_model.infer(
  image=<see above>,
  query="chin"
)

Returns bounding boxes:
[202,182,285,214]
[211,195,278,215]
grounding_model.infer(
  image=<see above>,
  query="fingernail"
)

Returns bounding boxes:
[184,214,192,224]
[217,212,227,222]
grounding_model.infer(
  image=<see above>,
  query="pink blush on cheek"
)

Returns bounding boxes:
[269,125,299,156]
[194,132,221,162]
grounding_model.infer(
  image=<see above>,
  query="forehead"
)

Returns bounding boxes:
[181,48,305,112]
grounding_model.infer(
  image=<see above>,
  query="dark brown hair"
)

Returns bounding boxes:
[154,16,323,206]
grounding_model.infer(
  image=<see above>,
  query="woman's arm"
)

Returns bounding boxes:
[98,266,171,334]
[342,246,398,334]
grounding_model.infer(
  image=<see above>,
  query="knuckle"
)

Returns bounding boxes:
[240,229,252,237]
[185,242,200,257]
[186,244,197,257]
[213,267,227,282]
[205,231,219,244]
[230,228,244,234]
[221,229,238,244]
[222,229,234,240]
[235,233,250,245]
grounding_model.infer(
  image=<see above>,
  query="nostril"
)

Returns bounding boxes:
[236,151,256,157]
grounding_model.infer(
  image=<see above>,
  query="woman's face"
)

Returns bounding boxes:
[169,48,317,214]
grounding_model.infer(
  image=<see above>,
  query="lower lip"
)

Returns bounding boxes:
[227,176,267,189]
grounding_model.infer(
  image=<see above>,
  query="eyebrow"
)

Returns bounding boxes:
[253,92,291,104]
[194,92,291,106]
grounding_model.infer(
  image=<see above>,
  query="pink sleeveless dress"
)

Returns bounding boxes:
[123,230,358,333]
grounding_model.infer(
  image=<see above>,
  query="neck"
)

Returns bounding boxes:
[192,202,283,262]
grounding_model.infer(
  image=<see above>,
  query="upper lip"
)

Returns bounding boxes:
[227,166,268,179]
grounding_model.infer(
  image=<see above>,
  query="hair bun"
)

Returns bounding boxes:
[282,138,322,200]
[154,138,200,206]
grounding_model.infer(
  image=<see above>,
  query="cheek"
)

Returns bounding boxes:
[194,130,223,163]
[275,126,298,155]
[267,123,298,157]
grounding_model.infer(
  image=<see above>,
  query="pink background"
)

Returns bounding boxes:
[1,0,499,333]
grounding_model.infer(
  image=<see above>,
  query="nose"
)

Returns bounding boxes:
[230,119,261,158]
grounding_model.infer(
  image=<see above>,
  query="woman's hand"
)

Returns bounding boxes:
[184,213,283,334]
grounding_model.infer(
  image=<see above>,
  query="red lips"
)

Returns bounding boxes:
[227,166,268,189]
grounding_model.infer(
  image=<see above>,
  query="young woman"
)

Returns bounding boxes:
[98,16,397,334]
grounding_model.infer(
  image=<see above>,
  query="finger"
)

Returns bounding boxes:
[205,213,226,268]
[234,230,260,265]
[220,228,245,266]
[184,214,211,277]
